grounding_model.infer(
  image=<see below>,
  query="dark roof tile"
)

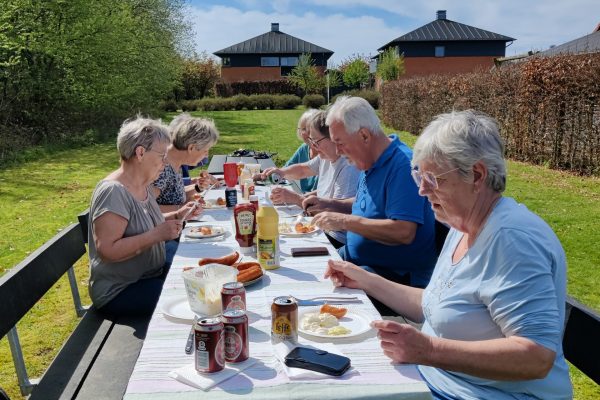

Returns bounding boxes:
[379,18,515,51]
[214,30,333,56]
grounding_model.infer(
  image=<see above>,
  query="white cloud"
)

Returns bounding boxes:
[186,1,600,63]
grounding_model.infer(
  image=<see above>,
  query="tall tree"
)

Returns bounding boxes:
[287,53,325,95]
[376,47,405,82]
[340,56,370,89]
[178,52,221,100]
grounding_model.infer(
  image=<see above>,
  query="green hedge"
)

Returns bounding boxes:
[302,94,326,109]
[332,89,380,109]
[174,94,302,112]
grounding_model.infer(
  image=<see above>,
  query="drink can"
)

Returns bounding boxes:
[222,310,249,363]
[194,318,225,373]
[268,173,282,184]
[271,296,298,344]
[225,186,238,208]
[221,282,246,312]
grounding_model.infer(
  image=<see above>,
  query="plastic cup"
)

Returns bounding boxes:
[223,162,238,188]
[182,264,238,316]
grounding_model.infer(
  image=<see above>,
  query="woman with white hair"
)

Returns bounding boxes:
[152,113,220,212]
[282,108,320,193]
[88,117,200,317]
[324,110,572,399]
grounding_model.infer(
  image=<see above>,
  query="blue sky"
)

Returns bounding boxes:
[186,0,599,65]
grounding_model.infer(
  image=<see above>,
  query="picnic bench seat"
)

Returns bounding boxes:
[0,211,152,399]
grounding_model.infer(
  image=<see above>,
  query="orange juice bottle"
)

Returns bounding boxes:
[256,202,280,270]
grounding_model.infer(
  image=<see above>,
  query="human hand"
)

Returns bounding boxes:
[302,195,328,215]
[324,260,369,290]
[261,167,284,180]
[371,320,433,365]
[156,219,184,241]
[177,202,203,220]
[269,187,301,206]
[311,211,347,231]
[197,171,220,189]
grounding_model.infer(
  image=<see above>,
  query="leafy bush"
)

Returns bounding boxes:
[273,95,302,109]
[380,53,600,174]
[215,80,301,97]
[302,94,326,109]
[159,100,178,112]
[180,100,198,112]
[231,94,251,110]
[250,94,274,110]
[332,90,380,109]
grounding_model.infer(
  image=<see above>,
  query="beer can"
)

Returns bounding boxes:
[222,310,249,363]
[221,282,246,312]
[194,318,225,373]
[268,172,283,184]
[225,186,238,208]
[271,296,298,344]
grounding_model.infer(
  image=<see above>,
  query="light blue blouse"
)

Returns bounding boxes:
[419,197,572,399]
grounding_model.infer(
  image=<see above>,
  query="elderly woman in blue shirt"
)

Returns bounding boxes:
[283,108,320,193]
[325,110,572,399]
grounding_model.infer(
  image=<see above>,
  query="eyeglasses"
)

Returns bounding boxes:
[147,148,168,162]
[411,167,460,189]
[307,136,329,148]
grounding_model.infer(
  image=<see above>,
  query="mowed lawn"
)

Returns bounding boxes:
[0,108,598,399]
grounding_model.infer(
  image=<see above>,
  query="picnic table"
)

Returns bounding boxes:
[122,185,432,400]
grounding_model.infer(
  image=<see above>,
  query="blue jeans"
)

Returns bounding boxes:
[99,240,179,317]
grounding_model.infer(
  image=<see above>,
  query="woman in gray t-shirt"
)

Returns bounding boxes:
[88,117,200,316]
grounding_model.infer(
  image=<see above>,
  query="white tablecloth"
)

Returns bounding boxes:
[123,187,431,400]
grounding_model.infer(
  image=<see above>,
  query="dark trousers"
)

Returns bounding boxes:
[99,240,179,317]
[325,232,344,249]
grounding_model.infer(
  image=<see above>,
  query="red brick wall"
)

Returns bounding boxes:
[402,56,497,78]
[220,66,327,83]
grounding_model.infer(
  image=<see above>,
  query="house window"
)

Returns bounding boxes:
[280,57,299,66]
[435,46,445,57]
[222,57,231,66]
[261,57,279,66]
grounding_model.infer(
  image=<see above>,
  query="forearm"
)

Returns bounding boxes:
[425,336,555,380]
[281,164,315,180]
[160,205,181,218]
[96,230,161,263]
[364,275,424,322]
[327,198,354,213]
[343,217,416,245]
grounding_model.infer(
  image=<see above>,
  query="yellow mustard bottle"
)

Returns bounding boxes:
[256,201,280,270]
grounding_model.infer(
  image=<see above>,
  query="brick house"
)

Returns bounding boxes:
[377,10,515,78]
[214,23,334,83]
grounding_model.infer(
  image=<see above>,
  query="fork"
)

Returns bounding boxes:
[184,315,199,354]
[290,295,362,307]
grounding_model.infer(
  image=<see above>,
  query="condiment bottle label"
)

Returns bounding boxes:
[236,211,254,235]
[258,238,278,269]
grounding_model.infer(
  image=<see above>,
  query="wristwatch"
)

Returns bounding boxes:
[194,183,201,193]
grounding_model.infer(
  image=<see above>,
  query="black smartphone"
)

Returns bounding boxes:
[291,247,329,257]
[284,346,351,376]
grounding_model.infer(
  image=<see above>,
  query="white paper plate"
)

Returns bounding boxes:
[279,218,320,236]
[298,307,372,339]
[202,199,227,209]
[184,225,225,239]
[161,296,196,323]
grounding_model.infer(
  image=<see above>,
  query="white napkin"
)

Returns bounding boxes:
[169,357,258,390]
[273,341,357,380]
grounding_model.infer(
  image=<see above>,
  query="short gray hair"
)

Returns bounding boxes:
[297,109,320,140]
[117,116,170,161]
[412,110,506,192]
[169,113,219,151]
[325,96,384,136]
[306,110,330,138]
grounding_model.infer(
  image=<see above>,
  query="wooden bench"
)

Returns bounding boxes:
[0,211,152,399]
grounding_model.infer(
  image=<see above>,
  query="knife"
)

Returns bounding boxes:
[185,316,199,354]
[296,299,363,307]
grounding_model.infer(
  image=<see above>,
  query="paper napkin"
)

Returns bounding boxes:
[169,357,258,390]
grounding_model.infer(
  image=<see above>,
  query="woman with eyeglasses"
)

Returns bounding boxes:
[280,109,320,193]
[152,113,221,213]
[88,117,200,317]
[261,110,360,248]
[324,110,572,399]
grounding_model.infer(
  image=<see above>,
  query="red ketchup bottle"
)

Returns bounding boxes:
[233,203,256,254]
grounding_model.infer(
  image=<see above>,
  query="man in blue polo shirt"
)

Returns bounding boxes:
[304,96,437,288]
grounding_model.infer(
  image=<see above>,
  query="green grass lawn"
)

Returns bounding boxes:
[0,108,598,399]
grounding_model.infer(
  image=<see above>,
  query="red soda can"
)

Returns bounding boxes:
[221,282,246,312]
[194,318,225,373]
[222,309,249,363]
